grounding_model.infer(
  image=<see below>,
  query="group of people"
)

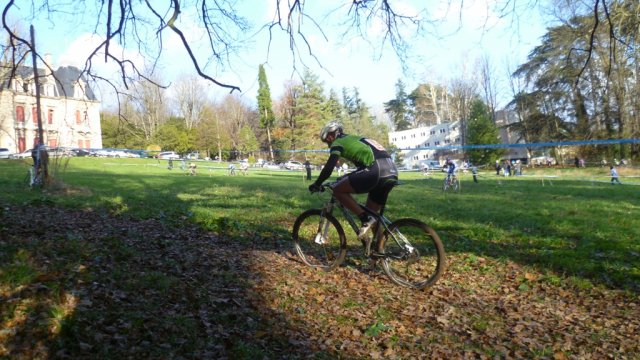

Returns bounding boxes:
[167,158,197,175]
[495,159,523,177]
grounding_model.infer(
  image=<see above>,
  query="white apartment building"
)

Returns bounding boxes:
[0,56,102,153]
[388,121,461,169]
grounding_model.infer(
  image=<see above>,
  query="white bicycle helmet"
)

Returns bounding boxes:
[320,121,343,143]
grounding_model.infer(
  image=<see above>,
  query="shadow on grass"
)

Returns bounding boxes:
[0,204,325,359]
[1,160,639,358]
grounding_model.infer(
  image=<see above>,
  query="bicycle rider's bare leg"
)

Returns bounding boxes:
[332,177,366,217]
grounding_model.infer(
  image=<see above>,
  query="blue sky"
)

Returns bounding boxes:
[9,0,549,113]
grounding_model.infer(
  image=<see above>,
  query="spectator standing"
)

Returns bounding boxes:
[495,160,501,176]
[188,162,197,176]
[610,165,622,185]
[167,158,174,170]
[471,164,478,183]
[304,160,312,180]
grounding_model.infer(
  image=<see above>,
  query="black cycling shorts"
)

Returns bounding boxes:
[347,158,398,204]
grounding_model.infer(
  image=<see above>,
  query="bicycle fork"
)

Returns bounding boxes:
[315,201,336,245]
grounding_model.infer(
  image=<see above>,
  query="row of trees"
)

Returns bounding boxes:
[382,1,640,164]
[103,1,640,166]
[101,66,389,165]
[506,0,640,161]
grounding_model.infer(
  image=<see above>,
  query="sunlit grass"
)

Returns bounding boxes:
[1,158,639,291]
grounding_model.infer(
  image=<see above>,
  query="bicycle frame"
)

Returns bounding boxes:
[317,184,416,259]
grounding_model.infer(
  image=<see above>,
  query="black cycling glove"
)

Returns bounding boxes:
[308,182,322,193]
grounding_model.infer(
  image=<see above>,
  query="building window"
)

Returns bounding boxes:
[440,128,446,133]
[455,137,460,143]
[430,130,435,135]
[435,141,440,146]
[421,132,425,136]
[32,107,38,124]
[75,110,82,124]
[413,156,418,160]
[16,106,25,122]
[425,142,430,147]
[452,126,457,131]
[48,109,54,124]
[411,134,415,138]
[48,139,57,147]
[85,139,91,148]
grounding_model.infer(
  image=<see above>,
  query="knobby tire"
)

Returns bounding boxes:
[378,218,446,290]
[292,209,347,270]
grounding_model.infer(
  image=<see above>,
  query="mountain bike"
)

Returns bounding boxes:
[442,173,460,192]
[292,182,446,290]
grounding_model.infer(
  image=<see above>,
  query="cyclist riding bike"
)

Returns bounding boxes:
[445,158,456,180]
[308,121,398,240]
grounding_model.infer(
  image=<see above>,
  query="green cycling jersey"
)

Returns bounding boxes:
[329,134,389,169]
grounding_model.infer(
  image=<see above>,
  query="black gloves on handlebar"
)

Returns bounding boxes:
[308,182,322,193]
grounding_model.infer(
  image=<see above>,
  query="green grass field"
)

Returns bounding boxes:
[1,157,639,358]
[3,157,638,291]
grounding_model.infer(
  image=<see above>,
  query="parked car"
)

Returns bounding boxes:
[125,149,149,158]
[97,148,136,158]
[263,162,281,169]
[9,149,33,159]
[69,148,91,157]
[420,160,442,171]
[185,152,200,160]
[45,147,72,158]
[0,148,12,159]
[157,151,181,160]
[284,160,304,171]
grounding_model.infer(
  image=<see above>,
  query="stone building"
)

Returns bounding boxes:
[0,55,102,153]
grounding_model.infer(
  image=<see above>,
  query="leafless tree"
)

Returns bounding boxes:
[217,93,253,156]
[1,1,429,94]
[120,74,170,142]
[173,75,207,130]
[478,55,499,121]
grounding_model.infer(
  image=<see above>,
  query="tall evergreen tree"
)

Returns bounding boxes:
[466,99,504,166]
[257,64,276,161]
[384,79,412,131]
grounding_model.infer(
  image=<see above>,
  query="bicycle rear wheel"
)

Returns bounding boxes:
[378,218,445,289]
[292,209,347,270]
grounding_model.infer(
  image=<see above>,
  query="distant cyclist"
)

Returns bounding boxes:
[445,158,456,180]
[308,121,398,240]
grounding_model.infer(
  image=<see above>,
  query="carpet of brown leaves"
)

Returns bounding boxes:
[1,204,638,359]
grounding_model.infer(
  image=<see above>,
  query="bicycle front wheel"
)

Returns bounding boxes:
[452,178,460,191]
[292,209,347,270]
[442,178,449,192]
[379,218,445,289]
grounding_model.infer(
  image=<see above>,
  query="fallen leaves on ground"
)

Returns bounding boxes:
[0,204,638,359]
